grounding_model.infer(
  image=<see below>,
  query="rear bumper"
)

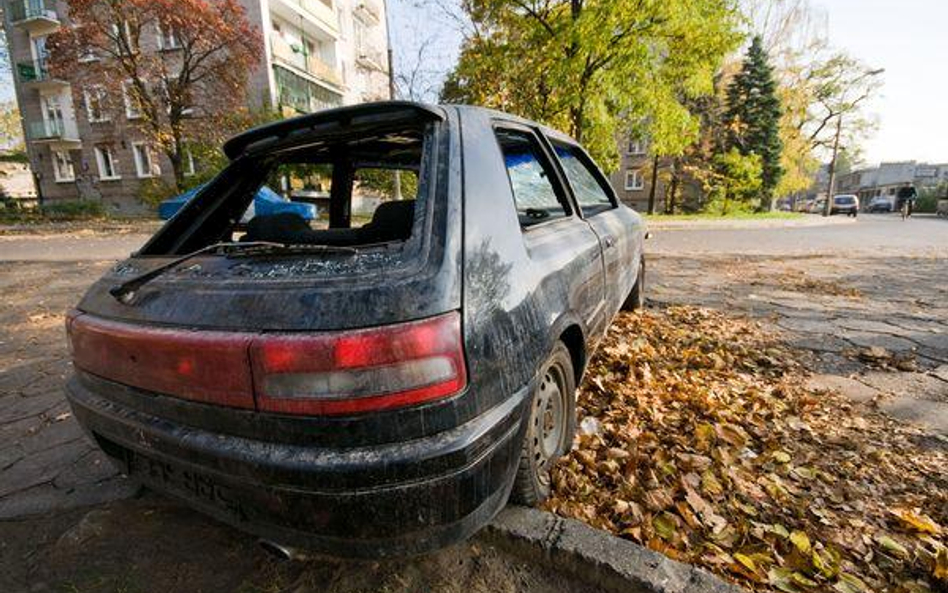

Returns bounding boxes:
[65,373,530,558]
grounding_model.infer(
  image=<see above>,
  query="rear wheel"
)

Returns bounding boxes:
[510,343,576,506]
[621,258,646,311]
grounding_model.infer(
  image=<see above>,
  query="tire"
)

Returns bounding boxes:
[510,343,576,506]
[621,258,646,311]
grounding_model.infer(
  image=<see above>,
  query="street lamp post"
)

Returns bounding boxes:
[382,0,402,200]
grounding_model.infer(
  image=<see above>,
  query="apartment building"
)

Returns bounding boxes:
[609,135,703,213]
[3,0,391,213]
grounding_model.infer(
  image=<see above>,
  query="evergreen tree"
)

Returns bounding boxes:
[724,36,784,206]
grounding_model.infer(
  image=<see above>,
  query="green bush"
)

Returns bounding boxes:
[137,178,180,209]
[41,200,107,220]
[916,184,946,213]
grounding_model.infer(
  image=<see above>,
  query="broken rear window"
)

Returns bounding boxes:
[141,122,433,256]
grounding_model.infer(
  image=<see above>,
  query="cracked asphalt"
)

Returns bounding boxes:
[649,213,948,435]
[0,213,945,592]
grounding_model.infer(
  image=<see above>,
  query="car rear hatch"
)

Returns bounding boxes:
[70,103,465,417]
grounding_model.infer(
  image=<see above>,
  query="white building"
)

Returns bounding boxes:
[243,0,391,115]
[2,0,391,212]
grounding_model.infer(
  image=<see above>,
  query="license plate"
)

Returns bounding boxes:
[128,451,246,519]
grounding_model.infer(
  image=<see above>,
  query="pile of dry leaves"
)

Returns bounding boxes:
[545,307,947,593]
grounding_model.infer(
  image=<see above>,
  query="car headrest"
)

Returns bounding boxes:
[364,200,415,242]
[244,212,315,244]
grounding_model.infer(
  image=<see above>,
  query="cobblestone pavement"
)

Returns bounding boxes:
[0,261,137,519]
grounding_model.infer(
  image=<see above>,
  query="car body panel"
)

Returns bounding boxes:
[64,102,645,557]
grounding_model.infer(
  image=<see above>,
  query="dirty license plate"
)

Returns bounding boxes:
[128,452,245,518]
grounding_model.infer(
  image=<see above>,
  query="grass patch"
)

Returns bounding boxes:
[0,200,108,224]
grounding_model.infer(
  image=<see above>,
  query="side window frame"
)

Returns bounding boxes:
[492,121,576,230]
[546,137,619,218]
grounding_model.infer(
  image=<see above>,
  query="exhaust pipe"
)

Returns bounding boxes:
[258,539,309,562]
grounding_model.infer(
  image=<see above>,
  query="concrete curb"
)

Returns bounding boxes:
[483,507,743,593]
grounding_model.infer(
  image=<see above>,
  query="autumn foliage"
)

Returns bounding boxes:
[547,307,947,592]
[47,0,261,188]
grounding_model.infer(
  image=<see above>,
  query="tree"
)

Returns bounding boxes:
[441,0,743,170]
[707,148,763,214]
[801,53,882,153]
[0,100,24,152]
[723,36,783,207]
[48,0,261,190]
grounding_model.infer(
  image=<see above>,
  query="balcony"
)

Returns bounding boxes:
[356,47,386,72]
[16,59,68,91]
[270,32,342,89]
[354,0,382,24]
[7,0,60,35]
[274,65,342,115]
[272,0,338,39]
[27,118,80,149]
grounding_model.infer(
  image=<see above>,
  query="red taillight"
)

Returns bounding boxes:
[68,311,466,416]
[68,313,256,409]
[251,312,467,415]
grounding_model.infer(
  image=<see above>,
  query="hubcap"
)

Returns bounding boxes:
[533,363,566,485]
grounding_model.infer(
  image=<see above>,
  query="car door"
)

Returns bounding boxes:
[492,124,609,340]
[548,140,642,318]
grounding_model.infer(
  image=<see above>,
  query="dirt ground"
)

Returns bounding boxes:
[1,495,601,593]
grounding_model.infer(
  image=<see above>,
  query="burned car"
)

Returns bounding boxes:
[65,102,647,557]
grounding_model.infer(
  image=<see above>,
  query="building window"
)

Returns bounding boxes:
[156,23,180,50]
[183,145,196,177]
[123,81,142,120]
[52,150,75,182]
[625,168,645,191]
[112,21,139,55]
[85,86,109,122]
[132,142,158,178]
[627,139,647,155]
[95,146,120,180]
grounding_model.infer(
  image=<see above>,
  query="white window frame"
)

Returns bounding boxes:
[122,80,142,120]
[156,23,180,51]
[84,86,110,123]
[132,142,159,178]
[183,145,196,177]
[111,20,138,54]
[624,168,645,191]
[52,150,75,182]
[627,138,647,156]
[95,146,120,180]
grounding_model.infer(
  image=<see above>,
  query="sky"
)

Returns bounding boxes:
[815,0,948,165]
[3,0,944,165]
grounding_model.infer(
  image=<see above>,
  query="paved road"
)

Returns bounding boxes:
[0,213,944,261]
[650,213,948,256]
[0,232,148,261]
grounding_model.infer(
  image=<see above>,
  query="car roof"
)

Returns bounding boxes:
[223,101,446,159]
[223,101,579,160]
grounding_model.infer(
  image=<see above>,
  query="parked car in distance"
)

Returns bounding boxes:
[830,194,859,217]
[866,195,894,213]
[809,198,826,214]
[64,102,647,559]
[158,184,318,222]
